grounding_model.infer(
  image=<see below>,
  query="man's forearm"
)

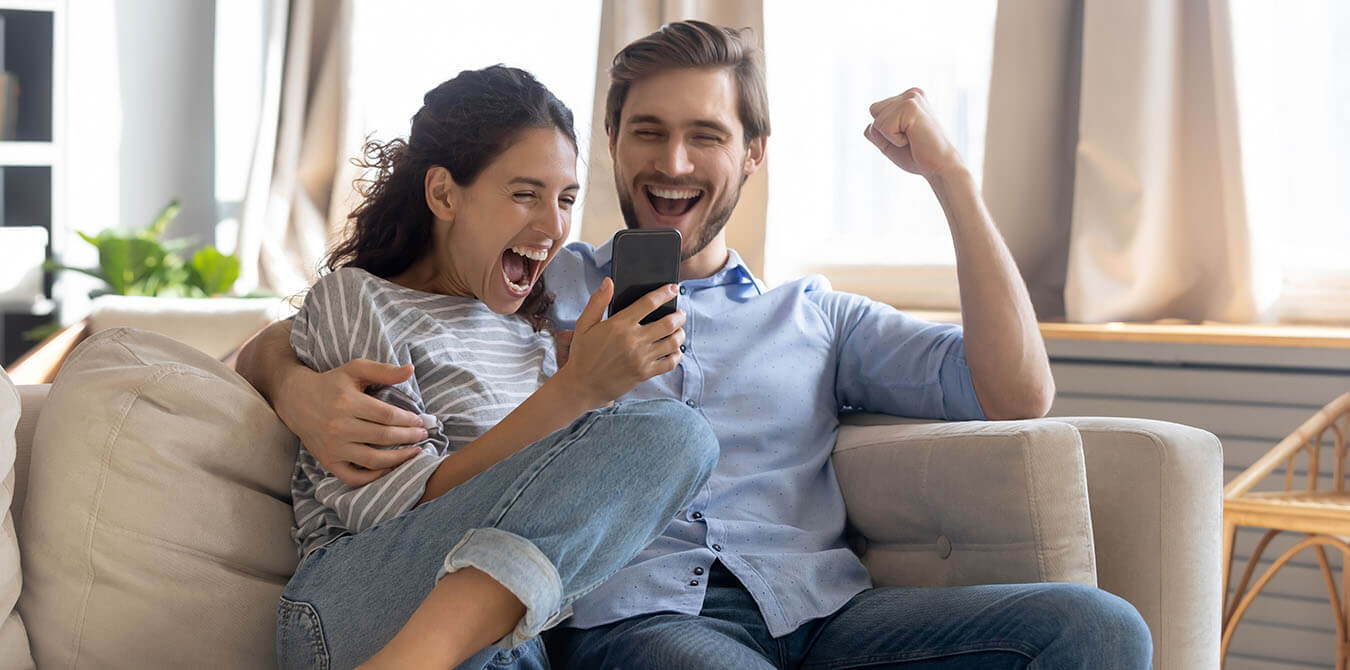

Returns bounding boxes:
[234,319,300,406]
[929,166,1054,420]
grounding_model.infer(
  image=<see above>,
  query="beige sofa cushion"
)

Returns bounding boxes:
[87,295,296,360]
[0,369,34,670]
[834,416,1097,588]
[18,328,299,668]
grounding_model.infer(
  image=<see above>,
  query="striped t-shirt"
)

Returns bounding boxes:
[288,266,558,558]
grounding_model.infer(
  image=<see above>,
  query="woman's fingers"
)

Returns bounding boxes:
[639,309,686,342]
[576,278,613,333]
[617,284,679,324]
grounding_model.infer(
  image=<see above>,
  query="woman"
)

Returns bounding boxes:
[276,65,718,670]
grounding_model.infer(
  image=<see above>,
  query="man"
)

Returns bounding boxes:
[237,20,1150,669]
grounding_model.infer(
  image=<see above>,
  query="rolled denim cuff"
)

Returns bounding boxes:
[438,527,571,648]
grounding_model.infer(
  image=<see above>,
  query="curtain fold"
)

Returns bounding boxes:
[983,0,1258,323]
[580,0,768,277]
[234,0,360,297]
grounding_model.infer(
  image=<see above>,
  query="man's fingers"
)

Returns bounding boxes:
[352,392,425,428]
[865,122,907,150]
[327,461,392,487]
[343,358,415,387]
[346,444,422,471]
[578,278,613,331]
[348,418,429,447]
[618,284,679,324]
[868,94,898,118]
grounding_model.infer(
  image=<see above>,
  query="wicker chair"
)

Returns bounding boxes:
[1222,392,1350,668]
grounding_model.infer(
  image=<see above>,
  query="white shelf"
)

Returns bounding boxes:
[0,296,54,315]
[0,1,57,12]
[0,141,54,166]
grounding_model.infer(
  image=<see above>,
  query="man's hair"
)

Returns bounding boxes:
[605,20,770,143]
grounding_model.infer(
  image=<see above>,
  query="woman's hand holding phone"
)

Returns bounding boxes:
[552,277,685,409]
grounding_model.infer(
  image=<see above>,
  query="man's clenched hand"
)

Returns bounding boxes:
[863,87,964,180]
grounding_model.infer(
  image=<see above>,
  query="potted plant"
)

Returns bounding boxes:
[28,199,291,362]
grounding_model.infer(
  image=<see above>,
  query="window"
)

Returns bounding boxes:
[762,1,998,308]
[1230,0,1350,323]
[349,0,602,240]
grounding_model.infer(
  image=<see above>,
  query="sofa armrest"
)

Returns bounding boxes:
[833,415,1096,589]
[1054,417,1221,670]
[10,385,48,526]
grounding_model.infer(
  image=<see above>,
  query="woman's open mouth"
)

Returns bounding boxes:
[645,185,703,221]
[501,245,548,296]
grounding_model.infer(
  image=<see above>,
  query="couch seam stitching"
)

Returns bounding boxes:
[69,363,177,668]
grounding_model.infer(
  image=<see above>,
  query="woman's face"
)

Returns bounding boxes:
[422,127,579,314]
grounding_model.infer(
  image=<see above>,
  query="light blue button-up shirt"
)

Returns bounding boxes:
[543,240,985,637]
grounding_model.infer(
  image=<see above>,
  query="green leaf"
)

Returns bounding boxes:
[148,199,181,239]
[98,237,168,295]
[187,246,241,296]
[41,261,106,282]
[21,322,62,343]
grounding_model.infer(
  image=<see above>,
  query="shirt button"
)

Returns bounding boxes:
[685,399,696,408]
[689,579,700,586]
[691,511,703,520]
[694,567,704,575]
[679,344,687,353]
[679,285,688,295]
[712,544,722,552]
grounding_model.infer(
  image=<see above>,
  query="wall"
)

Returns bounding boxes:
[63,0,215,315]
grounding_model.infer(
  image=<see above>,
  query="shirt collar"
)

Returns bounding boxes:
[593,239,759,290]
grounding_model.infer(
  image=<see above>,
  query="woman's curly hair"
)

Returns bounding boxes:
[324,65,577,331]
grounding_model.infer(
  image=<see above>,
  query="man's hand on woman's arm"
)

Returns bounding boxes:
[235,320,428,486]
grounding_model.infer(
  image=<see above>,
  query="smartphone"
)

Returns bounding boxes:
[609,228,682,324]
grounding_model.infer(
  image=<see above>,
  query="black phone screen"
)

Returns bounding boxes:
[609,228,682,324]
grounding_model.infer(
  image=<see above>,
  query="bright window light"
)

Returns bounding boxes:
[763,0,997,291]
[1230,0,1350,322]
[350,0,602,240]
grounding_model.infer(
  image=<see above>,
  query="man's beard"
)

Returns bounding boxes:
[617,176,744,261]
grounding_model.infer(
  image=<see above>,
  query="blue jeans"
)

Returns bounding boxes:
[275,399,719,670]
[543,561,1152,669]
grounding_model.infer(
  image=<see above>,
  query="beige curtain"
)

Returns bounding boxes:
[580,0,769,277]
[983,0,1256,322]
[235,0,362,296]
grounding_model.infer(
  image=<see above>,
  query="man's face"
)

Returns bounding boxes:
[610,67,765,261]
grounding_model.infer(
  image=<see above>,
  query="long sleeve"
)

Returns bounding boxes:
[290,268,447,534]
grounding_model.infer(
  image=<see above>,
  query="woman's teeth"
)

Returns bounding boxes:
[506,278,531,293]
[510,246,548,261]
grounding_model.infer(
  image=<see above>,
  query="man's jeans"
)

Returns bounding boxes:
[275,399,719,670]
[544,561,1153,669]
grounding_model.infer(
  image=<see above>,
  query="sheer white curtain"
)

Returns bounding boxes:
[762,1,997,306]
[984,0,1260,323]
[578,0,768,275]
[1230,0,1350,323]
[223,0,359,297]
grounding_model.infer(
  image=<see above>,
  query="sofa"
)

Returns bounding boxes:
[0,327,1221,669]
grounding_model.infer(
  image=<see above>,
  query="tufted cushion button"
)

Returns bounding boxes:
[936,535,952,560]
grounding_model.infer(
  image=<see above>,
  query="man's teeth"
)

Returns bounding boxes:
[646,186,700,200]
[510,246,548,261]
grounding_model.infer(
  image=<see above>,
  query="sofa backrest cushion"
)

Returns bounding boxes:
[18,328,299,668]
[0,368,34,669]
